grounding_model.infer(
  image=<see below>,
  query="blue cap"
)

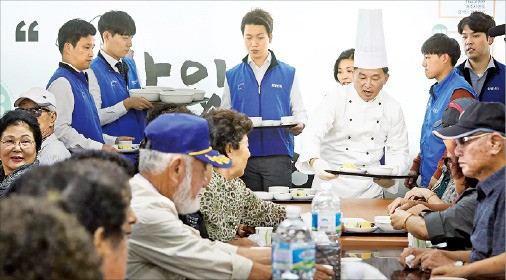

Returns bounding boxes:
[144,113,232,168]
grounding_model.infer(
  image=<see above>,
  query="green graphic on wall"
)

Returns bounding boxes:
[432,24,448,35]
[1,82,13,116]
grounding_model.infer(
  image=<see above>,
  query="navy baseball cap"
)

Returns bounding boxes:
[441,98,478,128]
[144,113,232,168]
[434,102,505,139]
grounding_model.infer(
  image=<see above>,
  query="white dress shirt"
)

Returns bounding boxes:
[221,52,308,124]
[87,50,128,125]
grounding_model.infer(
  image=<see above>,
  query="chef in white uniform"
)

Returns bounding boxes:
[295,9,410,198]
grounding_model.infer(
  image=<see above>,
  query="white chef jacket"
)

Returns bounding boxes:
[295,84,409,198]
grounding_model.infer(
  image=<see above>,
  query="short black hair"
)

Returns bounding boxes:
[241,8,273,36]
[333,48,355,82]
[69,149,136,177]
[458,11,496,37]
[0,196,103,280]
[421,33,461,66]
[57,160,129,245]
[0,109,42,152]
[57,18,96,54]
[98,10,136,41]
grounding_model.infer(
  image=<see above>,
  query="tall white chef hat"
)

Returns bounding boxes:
[354,9,388,69]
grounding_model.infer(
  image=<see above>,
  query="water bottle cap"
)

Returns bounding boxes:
[285,206,301,218]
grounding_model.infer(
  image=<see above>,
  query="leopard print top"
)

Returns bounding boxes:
[199,170,286,242]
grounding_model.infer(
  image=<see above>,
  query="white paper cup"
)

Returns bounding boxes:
[255,226,273,246]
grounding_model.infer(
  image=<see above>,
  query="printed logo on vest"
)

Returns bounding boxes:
[487,86,500,91]
[237,83,245,91]
[271,83,282,89]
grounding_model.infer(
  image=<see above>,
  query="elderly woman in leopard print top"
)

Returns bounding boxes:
[200,109,286,243]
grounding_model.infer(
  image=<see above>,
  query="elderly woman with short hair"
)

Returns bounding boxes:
[200,109,286,244]
[0,110,41,198]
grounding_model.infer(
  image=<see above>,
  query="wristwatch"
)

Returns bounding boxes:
[454,261,464,267]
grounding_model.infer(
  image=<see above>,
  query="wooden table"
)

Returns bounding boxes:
[275,198,408,250]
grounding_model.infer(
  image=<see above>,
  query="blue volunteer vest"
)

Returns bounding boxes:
[420,70,476,186]
[454,58,505,104]
[226,51,295,157]
[90,55,145,143]
[47,64,104,143]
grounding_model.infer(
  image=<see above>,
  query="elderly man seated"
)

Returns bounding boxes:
[127,113,271,279]
[14,87,70,164]
[399,102,505,279]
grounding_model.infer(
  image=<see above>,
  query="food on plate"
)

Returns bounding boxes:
[344,220,373,228]
[341,163,358,169]
[290,188,308,197]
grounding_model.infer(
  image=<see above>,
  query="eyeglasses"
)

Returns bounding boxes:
[0,139,35,148]
[15,107,51,117]
[456,133,492,146]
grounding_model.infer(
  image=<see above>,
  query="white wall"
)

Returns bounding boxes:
[1,0,505,163]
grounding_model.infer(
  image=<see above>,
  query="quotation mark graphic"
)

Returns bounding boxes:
[16,20,38,42]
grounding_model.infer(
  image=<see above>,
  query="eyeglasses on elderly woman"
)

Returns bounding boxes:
[0,139,35,149]
[15,107,51,118]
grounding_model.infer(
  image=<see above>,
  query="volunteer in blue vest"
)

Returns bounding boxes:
[88,10,152,145]
[296,9,410,198]
[221,8,307,192]
[405,34,477,189]
[454,11,505,104]
[47,19,128,151]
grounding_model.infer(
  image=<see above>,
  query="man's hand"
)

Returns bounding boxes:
[390,209,412,230]
[373,178,395,188]
[237,224,255,238]
[387,197,407,214]
[123,97,154,110]
[404,170,419,189]
[312,158,338,180]
[102,143,118,152]
[399,247,433,268]
[406,204,429,216]
[314,264,334,280]
[405,187,433,201]
[287,122,304,136]
[115,136,135,144]
[419,250,455,271]
[431,263,464,278]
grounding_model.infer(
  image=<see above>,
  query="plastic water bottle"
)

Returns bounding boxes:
[272,206,316,280]
[312,183,342,280]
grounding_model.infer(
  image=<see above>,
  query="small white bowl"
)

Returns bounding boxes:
[261,120,274,126]
[129,88,161,102]
[175,88,206,101]
[281,116,296,125]
[305,189,317,195]
[374,216,405,233]
[367,166,394,176]
[273,193,292,201]
[143,86,174,91]
[250,117,262,126]
[253,191,274,200]
[159,90,194,104]
[269,186,290,193]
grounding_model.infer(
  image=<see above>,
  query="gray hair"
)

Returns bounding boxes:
[138,149,193,175]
